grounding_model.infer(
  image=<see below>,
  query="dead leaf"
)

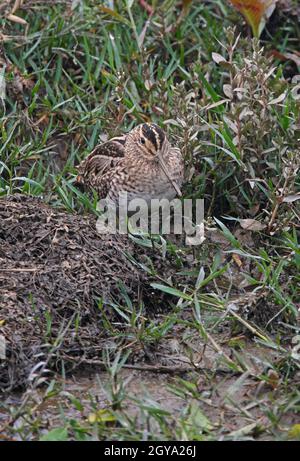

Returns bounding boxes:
[98,6,131,26]
[223,84,233,99]
[6,13,27,26]
[232,253,243,268]
[282,193,300,203]
[229,0,277,38]
[212,52,227,64]
[205,99,230,111]
[240,218,266,231]
[267,369,280,389]
[270,49,300,67]
[268,92,287,105]
[182,0,192,13]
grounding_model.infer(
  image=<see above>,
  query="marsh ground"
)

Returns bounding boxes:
[0,0,299,440]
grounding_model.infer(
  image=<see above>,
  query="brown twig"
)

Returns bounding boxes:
[139,0,153,15]
[59,354,239,376]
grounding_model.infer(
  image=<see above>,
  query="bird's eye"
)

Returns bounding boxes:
[140,138,146,145]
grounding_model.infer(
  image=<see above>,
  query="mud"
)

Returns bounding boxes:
[0,195,174,391]
[1,339,298,441]
[0,194,295,403]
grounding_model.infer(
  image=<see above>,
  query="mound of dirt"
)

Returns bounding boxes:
[0,195,162,391]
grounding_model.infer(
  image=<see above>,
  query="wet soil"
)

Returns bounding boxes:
[0,337,298,440]
[0,194,172,391]
[0,195,298,439]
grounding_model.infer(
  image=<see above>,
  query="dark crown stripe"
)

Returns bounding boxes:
[142,124,158,150]
[142,123,166,150]
[153,124,165,148]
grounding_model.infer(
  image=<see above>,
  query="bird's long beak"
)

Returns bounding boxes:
[158,155,182,197]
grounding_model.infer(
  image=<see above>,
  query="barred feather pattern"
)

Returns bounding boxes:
[76,124,184,204]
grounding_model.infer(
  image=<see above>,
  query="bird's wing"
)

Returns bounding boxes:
[77,135,126,180]
[93,135,126,158]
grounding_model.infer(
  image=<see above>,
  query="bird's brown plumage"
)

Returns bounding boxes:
[76,123,184,204]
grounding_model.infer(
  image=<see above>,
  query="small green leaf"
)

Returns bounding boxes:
[40,427,68,441]
[150,283,192,301]
[288,424,300,440]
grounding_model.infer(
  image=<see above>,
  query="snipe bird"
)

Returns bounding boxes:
[76,123,184,204]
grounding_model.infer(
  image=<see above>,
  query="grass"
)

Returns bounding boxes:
[0,0,300,441]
